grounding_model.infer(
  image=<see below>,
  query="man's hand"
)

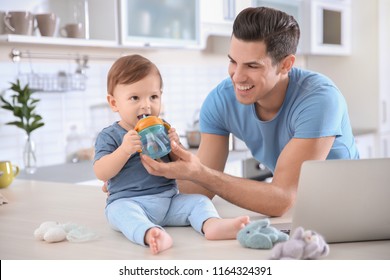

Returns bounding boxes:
[141,140,201,180]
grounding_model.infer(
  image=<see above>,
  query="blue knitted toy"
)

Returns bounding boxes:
[237,218,289,249]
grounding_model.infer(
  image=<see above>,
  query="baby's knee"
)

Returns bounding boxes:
[192,194,213,205]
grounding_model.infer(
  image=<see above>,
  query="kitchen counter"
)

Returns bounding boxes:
[1,179,389,260]
[17,161,96,184]
[16,149,252,184]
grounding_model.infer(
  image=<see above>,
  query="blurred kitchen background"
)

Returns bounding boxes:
[0,0,389,181]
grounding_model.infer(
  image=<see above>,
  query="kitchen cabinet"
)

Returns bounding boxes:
[119,0,199,48]
[354,132,376,159]
[252,0,351,55]
[1,0,203,49]
[379,0,390,134]
[252,0,305,53]
[379,133,390,158]
[378,0,390,157]
[304,0,351,55]
[0,0,118,47]
[200,0,251,47]
[379,92,390,134]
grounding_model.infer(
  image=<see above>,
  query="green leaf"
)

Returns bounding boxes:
[30,123,45,133]
[32,115,43,121]
[6,121,24,129]
[30,99,40,105]
[0,80,44,135]
[1,104,14,111]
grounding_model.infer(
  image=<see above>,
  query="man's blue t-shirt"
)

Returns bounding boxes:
[94,122,177,206]
[200,67,359,173]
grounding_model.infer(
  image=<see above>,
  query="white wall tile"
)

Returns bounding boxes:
[0,60,227,169]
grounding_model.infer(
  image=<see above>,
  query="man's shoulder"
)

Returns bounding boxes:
[287,68,345,113]
[213,77,233,92]
[290,67,335,89]
[209,77,234,100]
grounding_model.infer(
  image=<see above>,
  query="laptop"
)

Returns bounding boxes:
[287,158,390,243]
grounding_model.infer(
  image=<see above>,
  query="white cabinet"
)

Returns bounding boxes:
[1,0,201,49]
[378,0,390,157]
[251,0,351,55]
[354,132,376,159]
[252,0,305,53]
[379,0,390,134]
[200,0,251,47]
[0,0,353,53]
[0,0,118,47]
[379,92,390,134]
[119,0,200,48]
[201,0,251,24]
[379,133,390,158]
[304,0,351,55]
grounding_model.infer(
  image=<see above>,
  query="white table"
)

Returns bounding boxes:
[1,179,389,260]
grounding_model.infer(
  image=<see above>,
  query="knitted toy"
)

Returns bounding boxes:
[270,227,330,260]
[237,219,289,249]
[34,221,98,243]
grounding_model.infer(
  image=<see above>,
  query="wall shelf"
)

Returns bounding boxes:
[0,34,118,47]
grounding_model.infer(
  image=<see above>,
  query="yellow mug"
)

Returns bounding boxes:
[0,161,19,188]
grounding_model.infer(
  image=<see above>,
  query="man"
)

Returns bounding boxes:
[141,7,359,217]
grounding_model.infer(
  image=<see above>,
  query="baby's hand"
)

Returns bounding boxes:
[168,127,180,144]
[120,130,142,155]
[167,127,183,161]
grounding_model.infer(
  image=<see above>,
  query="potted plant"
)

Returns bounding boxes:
[0,79,45,174]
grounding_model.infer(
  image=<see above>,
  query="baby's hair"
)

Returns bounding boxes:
[107,54,163,96]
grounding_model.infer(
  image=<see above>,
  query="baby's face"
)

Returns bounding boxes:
[109,73,162,130]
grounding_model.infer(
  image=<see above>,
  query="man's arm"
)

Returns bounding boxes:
[141,134,335,216]
[202,136,335,216]
[177,133,230,199]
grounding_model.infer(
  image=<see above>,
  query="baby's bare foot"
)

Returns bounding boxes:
[203,216,250,240]
[145,227,173,254]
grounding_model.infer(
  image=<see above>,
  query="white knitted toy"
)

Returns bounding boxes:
[269,227,329,260]
[34,221,98,243]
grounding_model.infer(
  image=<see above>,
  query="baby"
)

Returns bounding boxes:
[94,54,249,254]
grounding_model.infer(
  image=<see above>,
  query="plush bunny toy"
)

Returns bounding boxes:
[34,221,98,243]
[237,218,289,249]
[270,227,330,260]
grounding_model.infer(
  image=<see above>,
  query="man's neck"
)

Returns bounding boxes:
[255,75,289,121]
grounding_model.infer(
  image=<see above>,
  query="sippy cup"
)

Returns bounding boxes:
[135,116,172,159]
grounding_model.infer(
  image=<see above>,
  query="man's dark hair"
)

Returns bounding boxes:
[233,7,300,64]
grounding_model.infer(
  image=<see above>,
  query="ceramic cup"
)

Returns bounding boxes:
[0,161,19,188]
[0,11,6,34]
[3,11,35,35]
[36,13,58,37]
[60,23,84,38]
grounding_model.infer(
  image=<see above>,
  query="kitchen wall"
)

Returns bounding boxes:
[0,43,230,167]
[1,0,378,169]
[305,0,378,132]
[0,32,308,169]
